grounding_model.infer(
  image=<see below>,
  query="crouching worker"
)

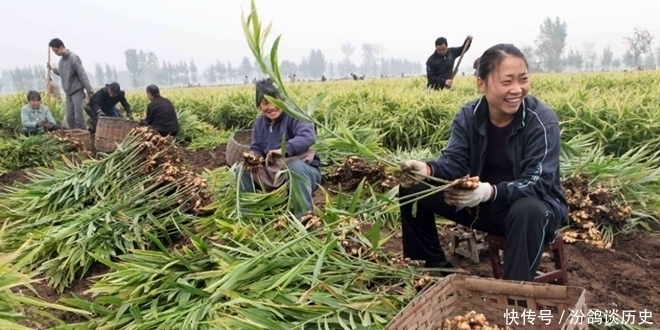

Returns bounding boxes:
[235,78,322,218]
[21,90,61,136]
[395,44,568,281]
[86,82,134,129]
[139,84,179,137]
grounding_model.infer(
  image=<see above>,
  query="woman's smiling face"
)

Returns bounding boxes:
[260,99,282,120]
[478,55,530,119]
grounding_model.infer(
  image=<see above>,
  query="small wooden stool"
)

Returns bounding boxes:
[448,226,487,264]
[487,232,568,285]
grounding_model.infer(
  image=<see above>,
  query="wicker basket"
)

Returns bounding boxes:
[386,274,588,330]
[95,117,138,153]
[226,129,253,166]
[63,128,93,151]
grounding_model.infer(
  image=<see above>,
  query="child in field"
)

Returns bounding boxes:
[20,90,60,136]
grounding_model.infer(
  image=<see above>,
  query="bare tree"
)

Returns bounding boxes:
[566,48,583,71]
[623,27,655,67]
[600,46,613,70]
[341,42,356,59]
[581,42,597,71]
[534,17,568,72]
[339,42,357,76]
[520,45,541,72]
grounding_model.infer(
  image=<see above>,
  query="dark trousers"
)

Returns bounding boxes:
[157,130,178,137]
[427,82,446,90]
[21,128,41,136]
[399,182,558,281]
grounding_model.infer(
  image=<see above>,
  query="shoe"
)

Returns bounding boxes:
[423,260,455,276]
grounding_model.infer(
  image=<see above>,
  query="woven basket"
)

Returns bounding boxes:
[95,117,138,153]
[63,128,93,151]
[226,129,253,166]
[386,274,588,330]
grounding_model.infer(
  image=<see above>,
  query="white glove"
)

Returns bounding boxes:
[444,182,493,208]
[396,160,429,188]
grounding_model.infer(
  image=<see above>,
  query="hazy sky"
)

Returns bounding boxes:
[2,0,658,73]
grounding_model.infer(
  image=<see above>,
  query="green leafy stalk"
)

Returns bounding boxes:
[240,1,453,185]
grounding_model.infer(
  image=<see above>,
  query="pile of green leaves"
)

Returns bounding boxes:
[0,134,70,174]
[0,134,201,291]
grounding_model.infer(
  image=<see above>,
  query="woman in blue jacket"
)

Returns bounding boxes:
[235,78,322,218]
[397,43,568,282]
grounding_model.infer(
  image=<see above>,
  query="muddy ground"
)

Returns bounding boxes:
[179,145,227,174]
[1,145,659,327]
[426,227,659,325]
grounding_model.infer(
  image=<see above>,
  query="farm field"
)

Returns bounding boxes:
[0,70,659,329]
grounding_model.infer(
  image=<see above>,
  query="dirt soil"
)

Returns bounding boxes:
[17,263,109,328]
[179,144,227,174]
[374,224,660,325]
[0,169,29,189]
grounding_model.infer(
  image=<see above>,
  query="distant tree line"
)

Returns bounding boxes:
[0,18,659,93]
[0,44,424,93]
[524,18,658,72]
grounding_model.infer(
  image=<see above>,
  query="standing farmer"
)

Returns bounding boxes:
[47,38,95,130]
[426,35,472,90]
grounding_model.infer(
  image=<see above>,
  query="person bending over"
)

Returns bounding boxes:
[86,82,134,128]
[235,78,322,218]
[398,43,568,281]
[139,84,179,137]
[21,90,61,136]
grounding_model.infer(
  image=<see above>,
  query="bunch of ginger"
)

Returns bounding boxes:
[437,311,511,330]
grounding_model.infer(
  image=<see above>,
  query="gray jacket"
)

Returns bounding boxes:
[52,50,94,96]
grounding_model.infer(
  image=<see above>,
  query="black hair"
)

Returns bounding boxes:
[108,82,121,94]
[49,38,64,49]
[27,90,41,102]
[255,78,282,108]
[146,84,160,97]
[477,43,528,81]
[435,37,447,46]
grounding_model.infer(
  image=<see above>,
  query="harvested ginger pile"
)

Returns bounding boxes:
[561,173,632,249]
[437,311,511,330]
[325,155,396,192]
[241,151,265,173]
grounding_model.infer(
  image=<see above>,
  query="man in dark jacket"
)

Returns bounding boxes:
[235,78,322,218]
[139,84,179,137]
[86,82,133,129]
[426,35,472,90]
[89,83,133,118]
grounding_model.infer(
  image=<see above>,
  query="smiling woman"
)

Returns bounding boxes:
[396,43,568,283]
[234,78,322,219]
